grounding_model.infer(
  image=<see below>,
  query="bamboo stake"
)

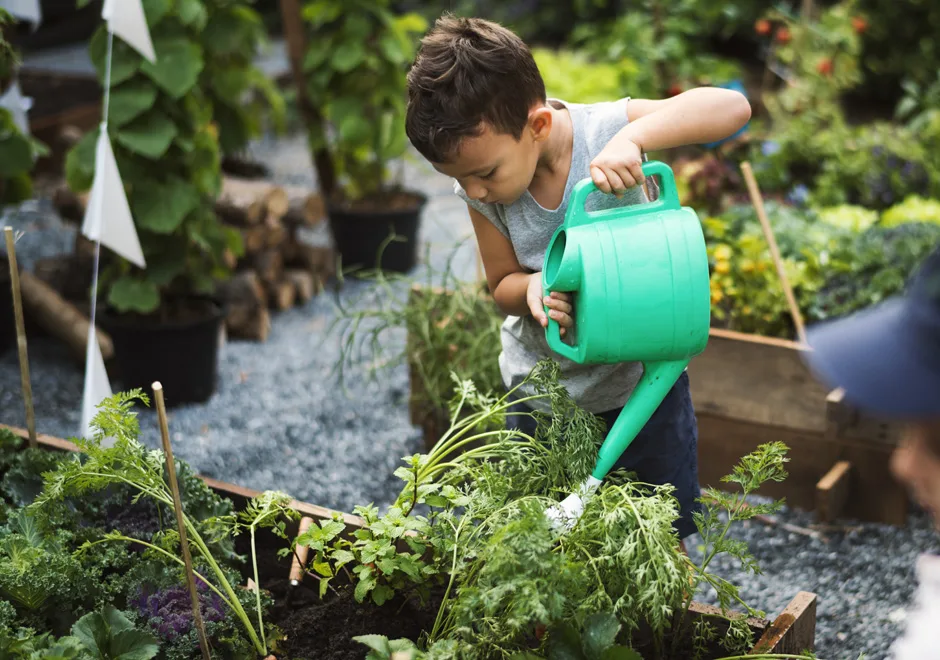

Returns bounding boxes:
[739,162,808,345]
[153,381,212,660]
[289,516,314,586]
[4,227,36,448]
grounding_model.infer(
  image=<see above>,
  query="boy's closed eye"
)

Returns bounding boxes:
[480,168,497,180]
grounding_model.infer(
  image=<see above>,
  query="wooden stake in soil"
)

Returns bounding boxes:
[4,227,37,448]
[289,516,314,586]
[153,381,212,660]
[739,162,808,345]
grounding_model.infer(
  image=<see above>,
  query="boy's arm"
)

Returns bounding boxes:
[590,87,751,194]
[469,206,537,318]
[623,87,752,153]
[469,205,572,333]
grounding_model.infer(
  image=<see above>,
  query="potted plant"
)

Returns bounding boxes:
[299,0,429,274]
[65,1,242,405]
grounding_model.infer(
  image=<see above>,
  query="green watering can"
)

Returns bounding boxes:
[541,160,711,530]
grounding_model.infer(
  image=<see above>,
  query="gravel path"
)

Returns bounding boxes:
[1,130,937,659]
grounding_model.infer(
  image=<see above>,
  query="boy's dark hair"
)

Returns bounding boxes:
[405,14,547,164]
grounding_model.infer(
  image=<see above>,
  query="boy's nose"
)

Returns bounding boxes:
[466,184,487,201]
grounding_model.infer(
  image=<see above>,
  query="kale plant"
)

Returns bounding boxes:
[31,390,298,658]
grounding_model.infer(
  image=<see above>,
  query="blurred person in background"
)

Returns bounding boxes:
[803,244,940,659]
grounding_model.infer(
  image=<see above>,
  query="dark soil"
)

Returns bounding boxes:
[328,189,426,214]
[100,296,222,327]
[221,155,271,180]
[268,581,444,660]
[242,528,443,660]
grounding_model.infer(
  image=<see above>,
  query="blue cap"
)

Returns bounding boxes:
[803,244,940,419]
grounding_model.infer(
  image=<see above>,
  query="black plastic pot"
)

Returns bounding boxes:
[0,258,14,356]
[98,298,225,407]
[327,190,428,274]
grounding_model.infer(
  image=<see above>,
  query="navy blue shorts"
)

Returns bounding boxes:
[505,370,703,540]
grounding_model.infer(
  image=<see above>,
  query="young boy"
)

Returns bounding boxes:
[404,14,751,543]
[801,245,940,658]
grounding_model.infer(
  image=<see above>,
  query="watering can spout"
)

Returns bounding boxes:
[543,229,581,293]
[591,359,690,481]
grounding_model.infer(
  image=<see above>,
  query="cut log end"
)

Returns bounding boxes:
[267,279,296,311]
[283,186,325,227]
[217,271,270,341]
[287,269,315,303]
[216,177,289,226]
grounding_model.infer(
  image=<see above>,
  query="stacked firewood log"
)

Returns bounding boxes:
[213,177,335,341]
[50,176,336,343]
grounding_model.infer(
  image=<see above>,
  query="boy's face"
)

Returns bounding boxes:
[430,108,552,206]
[891,421,940,527]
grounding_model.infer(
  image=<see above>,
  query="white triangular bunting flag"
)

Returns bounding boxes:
[0,0,41,29]
[81,128,146,268]
[101,0,156,63]
[81,326,114,446]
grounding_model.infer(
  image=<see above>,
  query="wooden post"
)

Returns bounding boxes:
[289,516,314,586]
[740,162,808,345]
[816,460,852,523]
[278,0,336,197]
[4,227,37,448]
[153,381,212,660]
[750,591,817,654]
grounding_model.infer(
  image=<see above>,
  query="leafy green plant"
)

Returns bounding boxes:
[200,0,286,157]
[881,195,940,228]
[533,47,650,104]
[0,510,99,631]
[331,244,503,426]
[294,360,796,659]
[66,0,241,316]
[299,0,427,201]
[32,390,297,658]
[895,70,940,134]
[811,221,940,322]
[66,605,160,659]
[0,9,46,206]
[568,2,744,97]
[703,202,838,338]
[854,0,940,102]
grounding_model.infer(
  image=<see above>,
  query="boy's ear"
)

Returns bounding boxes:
[528,106,553,142]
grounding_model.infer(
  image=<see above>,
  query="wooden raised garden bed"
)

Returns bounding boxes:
[1,422,817,658]
[405,284,908,527]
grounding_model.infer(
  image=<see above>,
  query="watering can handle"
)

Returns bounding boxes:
[568,160,681,228]
[546,312,580,362]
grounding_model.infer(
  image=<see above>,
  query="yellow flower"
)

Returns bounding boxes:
[714,260,731,275]
[711,289,724,304]
[740,259,755,274]
[713,244,733,261]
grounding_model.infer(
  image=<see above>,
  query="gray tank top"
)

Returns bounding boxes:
[455,96,657,414]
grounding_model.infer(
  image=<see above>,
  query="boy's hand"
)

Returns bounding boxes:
[527,273,573,337]
[590,135,645,198]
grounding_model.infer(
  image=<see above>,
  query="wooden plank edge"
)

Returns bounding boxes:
[749,591,817,654]
[688,600,769,638]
